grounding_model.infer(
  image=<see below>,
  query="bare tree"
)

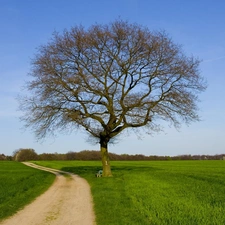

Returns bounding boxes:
[13,148,38,162]
[19,20,206,176]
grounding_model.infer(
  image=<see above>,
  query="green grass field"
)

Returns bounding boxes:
[0,161,55,221]
[34,160,225,225]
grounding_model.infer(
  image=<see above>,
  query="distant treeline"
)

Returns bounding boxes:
[1,149,225,161]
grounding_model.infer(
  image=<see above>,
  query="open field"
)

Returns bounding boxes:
[0,161,55,221]
[34,160,225,225]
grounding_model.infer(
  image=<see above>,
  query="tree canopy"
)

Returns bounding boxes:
[13,148,38,162]
[20,20,206,176]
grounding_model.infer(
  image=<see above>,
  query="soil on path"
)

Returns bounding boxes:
[0,162,96,225]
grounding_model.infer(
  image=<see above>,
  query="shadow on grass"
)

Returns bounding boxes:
[61,165,161,178]
[61,166,102,177]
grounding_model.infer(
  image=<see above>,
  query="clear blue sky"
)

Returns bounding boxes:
[1,0,225,156]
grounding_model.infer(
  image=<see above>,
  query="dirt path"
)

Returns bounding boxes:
[0,162,96,225]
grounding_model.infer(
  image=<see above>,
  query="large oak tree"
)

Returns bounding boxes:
[20,20,206,176]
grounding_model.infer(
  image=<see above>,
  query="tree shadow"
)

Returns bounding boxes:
[61,164,162,177]
[61,166,102,177]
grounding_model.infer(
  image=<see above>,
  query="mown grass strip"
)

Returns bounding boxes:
[33,160,225,225]
[0,161,55,221]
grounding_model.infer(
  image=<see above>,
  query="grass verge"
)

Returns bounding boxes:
[33,160,225,225]
[0,161,55,221]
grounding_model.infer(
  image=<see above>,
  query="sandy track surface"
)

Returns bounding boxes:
[0,162,96,225]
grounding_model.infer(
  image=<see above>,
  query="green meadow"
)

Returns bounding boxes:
[34,160,225,225]
[1,160,225,224]
[0,161,55,221]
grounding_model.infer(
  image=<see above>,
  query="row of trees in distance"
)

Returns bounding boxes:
[0,149,225,161]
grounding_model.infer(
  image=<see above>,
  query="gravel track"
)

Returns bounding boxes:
[0,162,96,225]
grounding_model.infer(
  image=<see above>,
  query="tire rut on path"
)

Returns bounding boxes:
[0,162,96,225]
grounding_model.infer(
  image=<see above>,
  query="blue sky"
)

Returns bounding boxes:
[0,0,225,156]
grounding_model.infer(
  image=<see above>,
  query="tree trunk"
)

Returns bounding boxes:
[100,139,113,177]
